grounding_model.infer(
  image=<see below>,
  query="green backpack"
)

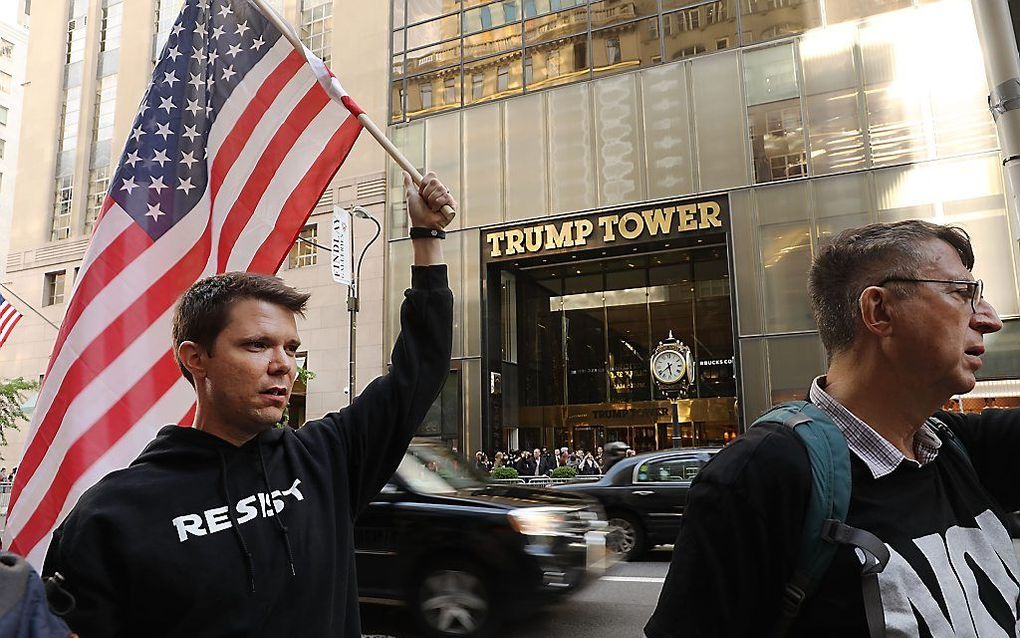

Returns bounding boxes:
[752,401,972,638]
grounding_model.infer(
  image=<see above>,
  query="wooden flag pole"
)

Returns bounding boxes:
[247,0,456,226]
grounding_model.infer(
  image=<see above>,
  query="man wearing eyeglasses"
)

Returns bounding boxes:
[646,220,1020,637]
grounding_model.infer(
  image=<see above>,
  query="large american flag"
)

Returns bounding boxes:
[0,292,24,352]
[3,0,363,566]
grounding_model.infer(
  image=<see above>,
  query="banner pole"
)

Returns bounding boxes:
[246,0,455,226]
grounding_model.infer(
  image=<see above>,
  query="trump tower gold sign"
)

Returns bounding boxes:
[483,196,729,262]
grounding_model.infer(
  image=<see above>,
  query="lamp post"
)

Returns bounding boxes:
[346,206,381,404]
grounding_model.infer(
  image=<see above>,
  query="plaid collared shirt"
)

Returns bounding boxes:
[809,376,942,479]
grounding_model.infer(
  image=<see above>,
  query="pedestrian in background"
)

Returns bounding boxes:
[647,220,1020,637]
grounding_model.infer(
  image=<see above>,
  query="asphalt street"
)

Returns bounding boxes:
[360,548,673,638]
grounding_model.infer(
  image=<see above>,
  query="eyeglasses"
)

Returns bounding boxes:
[877,278,984,313]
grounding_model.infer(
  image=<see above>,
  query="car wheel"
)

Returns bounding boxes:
[606,512,647,561]
[412,561,493,638]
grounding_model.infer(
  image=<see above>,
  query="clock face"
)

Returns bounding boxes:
[652,349,685,384]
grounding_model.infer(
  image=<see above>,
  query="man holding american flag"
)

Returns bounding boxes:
[2,0,456,635]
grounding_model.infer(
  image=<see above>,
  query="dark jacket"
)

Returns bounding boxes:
[538,455,557,476]
[0,552,72,638]
[516,457,537,476]
[42,266,453,638]
[645,408,1020,637]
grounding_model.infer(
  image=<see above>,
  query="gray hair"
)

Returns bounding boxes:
[808,220,974,357]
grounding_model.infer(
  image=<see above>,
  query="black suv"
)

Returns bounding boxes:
[355,440,612,637]
[552,448,718,561]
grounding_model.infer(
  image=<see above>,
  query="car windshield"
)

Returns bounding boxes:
[396,443,489,494]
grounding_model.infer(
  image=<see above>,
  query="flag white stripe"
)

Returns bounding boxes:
[225,103,347,271]
[21,377,196,568]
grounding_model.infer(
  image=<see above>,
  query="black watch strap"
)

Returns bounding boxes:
[409,227,446,240]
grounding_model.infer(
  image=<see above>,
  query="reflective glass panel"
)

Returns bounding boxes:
[524,5,587,45]
[548,84,597,213]
[392,54,406,79]
[594,73,645,206]
[523,0,586,17]
[391,79,405,122]
[463,103,504,226]
[407,14,460,49]
[464,0,521,34]
[464,55,524,105]
[407,0,461,24]
[691,51,749,190]
[822,0,912,25]
[740,0,821,44]
[590,0,658,29]
[859,10,930,167]
[766,334,824,403]
[394,0,407,28]
[800,26,865,175]
[386,239,415,346]
[813,173,872,244]
[524,33,590,90]
[504,93,548,217]
[463,23,523,61]
[744,45,805,183]
[425,112,462,230]
[662,1,736,62]
[757,182,814,333]
[387,122,424,239]
[406,40,462,75]
[406,70,462,118]
[642,63,694,199]
[924,1,997,158]
[393,29,405,53]
[592,17,661,78]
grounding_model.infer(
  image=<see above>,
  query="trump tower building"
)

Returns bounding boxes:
[382,0,1020,455]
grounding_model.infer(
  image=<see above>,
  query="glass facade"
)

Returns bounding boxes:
[385,0,1018,452]
[390,0,969,123]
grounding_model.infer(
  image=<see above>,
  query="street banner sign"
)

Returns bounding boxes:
[332,205,352,285]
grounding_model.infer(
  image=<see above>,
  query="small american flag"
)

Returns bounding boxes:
[0,292,24,352]
[4,0,363,566]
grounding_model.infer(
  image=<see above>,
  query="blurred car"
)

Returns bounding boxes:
[355,439,613,638]
[551,447,719,561]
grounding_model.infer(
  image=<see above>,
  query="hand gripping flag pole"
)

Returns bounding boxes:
[247,0,456,228]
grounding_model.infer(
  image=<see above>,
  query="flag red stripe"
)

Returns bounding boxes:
[43,222,155,378]
[10,352,183,555]
[249,116,363,273]
[8,216,214,515]
[0,313,22,350]
[216,85,330,272]
[209,50,305,203]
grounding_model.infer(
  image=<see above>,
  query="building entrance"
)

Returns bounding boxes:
[493,244,738,453]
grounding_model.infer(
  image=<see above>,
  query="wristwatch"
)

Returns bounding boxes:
[409,227,446,240]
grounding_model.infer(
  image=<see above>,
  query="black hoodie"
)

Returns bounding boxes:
[41,265,453,638]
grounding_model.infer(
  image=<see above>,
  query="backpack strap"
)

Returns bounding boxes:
[925,416,974,473]
[754,402,890,638]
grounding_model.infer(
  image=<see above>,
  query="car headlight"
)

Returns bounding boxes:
[507,507,571,537]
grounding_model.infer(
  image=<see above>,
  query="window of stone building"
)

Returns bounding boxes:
[301,0,333,67]
[100,0,122,53]
[44,271,66,307]
[51,177,73,242]
[420,82,433,109]
[0,72,11,94]
[463,1,520,34]
[288,225,319,269]
[152,0,181,60]
[0,39,13,60]
[66,13,88,65]
[589,0,658,30]
[0,106,7,126]
[85,166,109,235]
[0,139,5,159]
[58,86,82,155]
